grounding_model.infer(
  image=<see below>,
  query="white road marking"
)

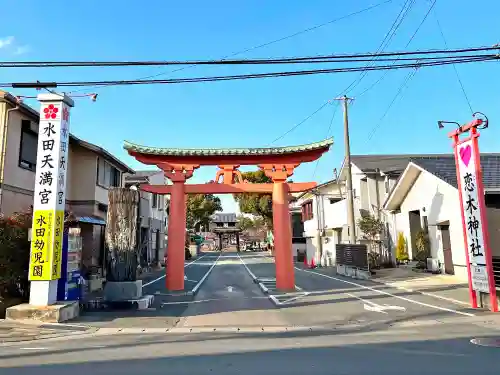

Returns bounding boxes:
[385,282,470,306]
[19,347,48,350]
[191,252,222,294]
[296,267,475,317]
[142,254,209,287]
[238,254,303,291]
[279,292,310,305]
[237,253,258,281]
[161,296,268,306]
[363,303,406,314]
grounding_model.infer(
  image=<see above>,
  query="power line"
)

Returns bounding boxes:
[344,0,417,95]
[354,0,438,98]
[365,68,418,142]
[69,0,394,93]
[311,102,340,179]
[262,1,400,154]
[4,46,498,68]
[267,101,330,146]
[435,16,474,114]
[7,54,497,89]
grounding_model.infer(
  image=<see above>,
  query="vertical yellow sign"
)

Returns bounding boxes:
[29,210,53,281]
[51,210,64,280]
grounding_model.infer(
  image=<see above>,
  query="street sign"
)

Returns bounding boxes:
[471,265,489,293]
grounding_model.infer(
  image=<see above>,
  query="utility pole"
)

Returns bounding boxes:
[335,95,356,244]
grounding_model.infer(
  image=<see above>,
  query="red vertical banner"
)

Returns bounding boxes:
[451,123,498,312]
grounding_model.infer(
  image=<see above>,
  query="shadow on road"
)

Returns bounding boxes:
[1,334,500,374]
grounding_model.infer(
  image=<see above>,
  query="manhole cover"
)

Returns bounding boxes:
[470,337,500,347]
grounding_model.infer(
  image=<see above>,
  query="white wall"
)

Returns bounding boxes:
[394,170,468,280]
[324,199,348,229]
[149,172,166,221]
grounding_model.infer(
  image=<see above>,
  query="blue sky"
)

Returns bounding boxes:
[1,0,499,213]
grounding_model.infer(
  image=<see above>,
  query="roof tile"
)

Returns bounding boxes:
[123,138,333,157]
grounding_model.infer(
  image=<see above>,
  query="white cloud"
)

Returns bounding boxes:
[14,45,30,55]
[0,36,14,49]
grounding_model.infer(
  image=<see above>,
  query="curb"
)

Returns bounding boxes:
[258,282,269,294]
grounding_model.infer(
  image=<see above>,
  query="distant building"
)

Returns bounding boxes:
[290,180,344,265]
[210,213,241,250]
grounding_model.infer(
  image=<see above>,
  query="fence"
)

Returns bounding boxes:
[335,244,369,270]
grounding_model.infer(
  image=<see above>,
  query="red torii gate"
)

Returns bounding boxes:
[125,138,333,291]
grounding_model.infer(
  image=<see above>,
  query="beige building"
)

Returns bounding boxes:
[0,90,134,277]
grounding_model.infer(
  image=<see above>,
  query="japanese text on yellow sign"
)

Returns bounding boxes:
[28,209,64,281]
[51,210,64,280]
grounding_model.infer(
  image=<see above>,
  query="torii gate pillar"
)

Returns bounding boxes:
[163,164,198,291]
[261,164,296,291]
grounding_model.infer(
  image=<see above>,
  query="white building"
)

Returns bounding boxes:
[305,153,500,285]
[383,155,500,281]
[124,170,168,266]
[333,155,419,264]
[292,180,344,266]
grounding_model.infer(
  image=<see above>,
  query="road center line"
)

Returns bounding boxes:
[296,267,475,317]
[142,253,209,287]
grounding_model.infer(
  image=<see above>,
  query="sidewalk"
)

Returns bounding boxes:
[370,266,471,306]
[0,320,94,344]
[301,263,472,307]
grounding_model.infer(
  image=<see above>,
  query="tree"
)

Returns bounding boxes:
[186,194,222,230]
[357,215,384,244]
[358,214,385,268]
[395,232,409,263]
[0,210,32,303]
[233,170,273,228]
[105,188,140,282]
[237,215,255,231]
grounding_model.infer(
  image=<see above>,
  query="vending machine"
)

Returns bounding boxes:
[57,227,83,301]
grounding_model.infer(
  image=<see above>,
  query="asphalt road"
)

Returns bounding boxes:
[2,251,499,373]
[1,321,500,374]
[74,252,221,328]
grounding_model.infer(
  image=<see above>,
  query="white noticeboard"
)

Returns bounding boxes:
[471,265,489,293]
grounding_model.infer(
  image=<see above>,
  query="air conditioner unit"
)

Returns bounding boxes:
[426,258,440,273]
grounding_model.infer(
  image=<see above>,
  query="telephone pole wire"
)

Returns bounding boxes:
[335,95,356,243]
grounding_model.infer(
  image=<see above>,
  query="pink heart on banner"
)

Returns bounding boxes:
[459,145,472,167]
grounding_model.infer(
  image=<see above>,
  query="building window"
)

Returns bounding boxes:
[19,120,37,171]
[152,193,158,208]
[329,198,341,204]
[97,157,121,188]
[385,178,390,193]
[301,201,313,221]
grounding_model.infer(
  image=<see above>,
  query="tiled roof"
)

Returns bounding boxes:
[123,138,333,157]
[124,170,160,180]
[351,154,449,175]
[212,213,237,223]
[411,154,500,190]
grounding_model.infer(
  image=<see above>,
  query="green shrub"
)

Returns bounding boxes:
[0,210,32,302]
[414,230,430,262]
